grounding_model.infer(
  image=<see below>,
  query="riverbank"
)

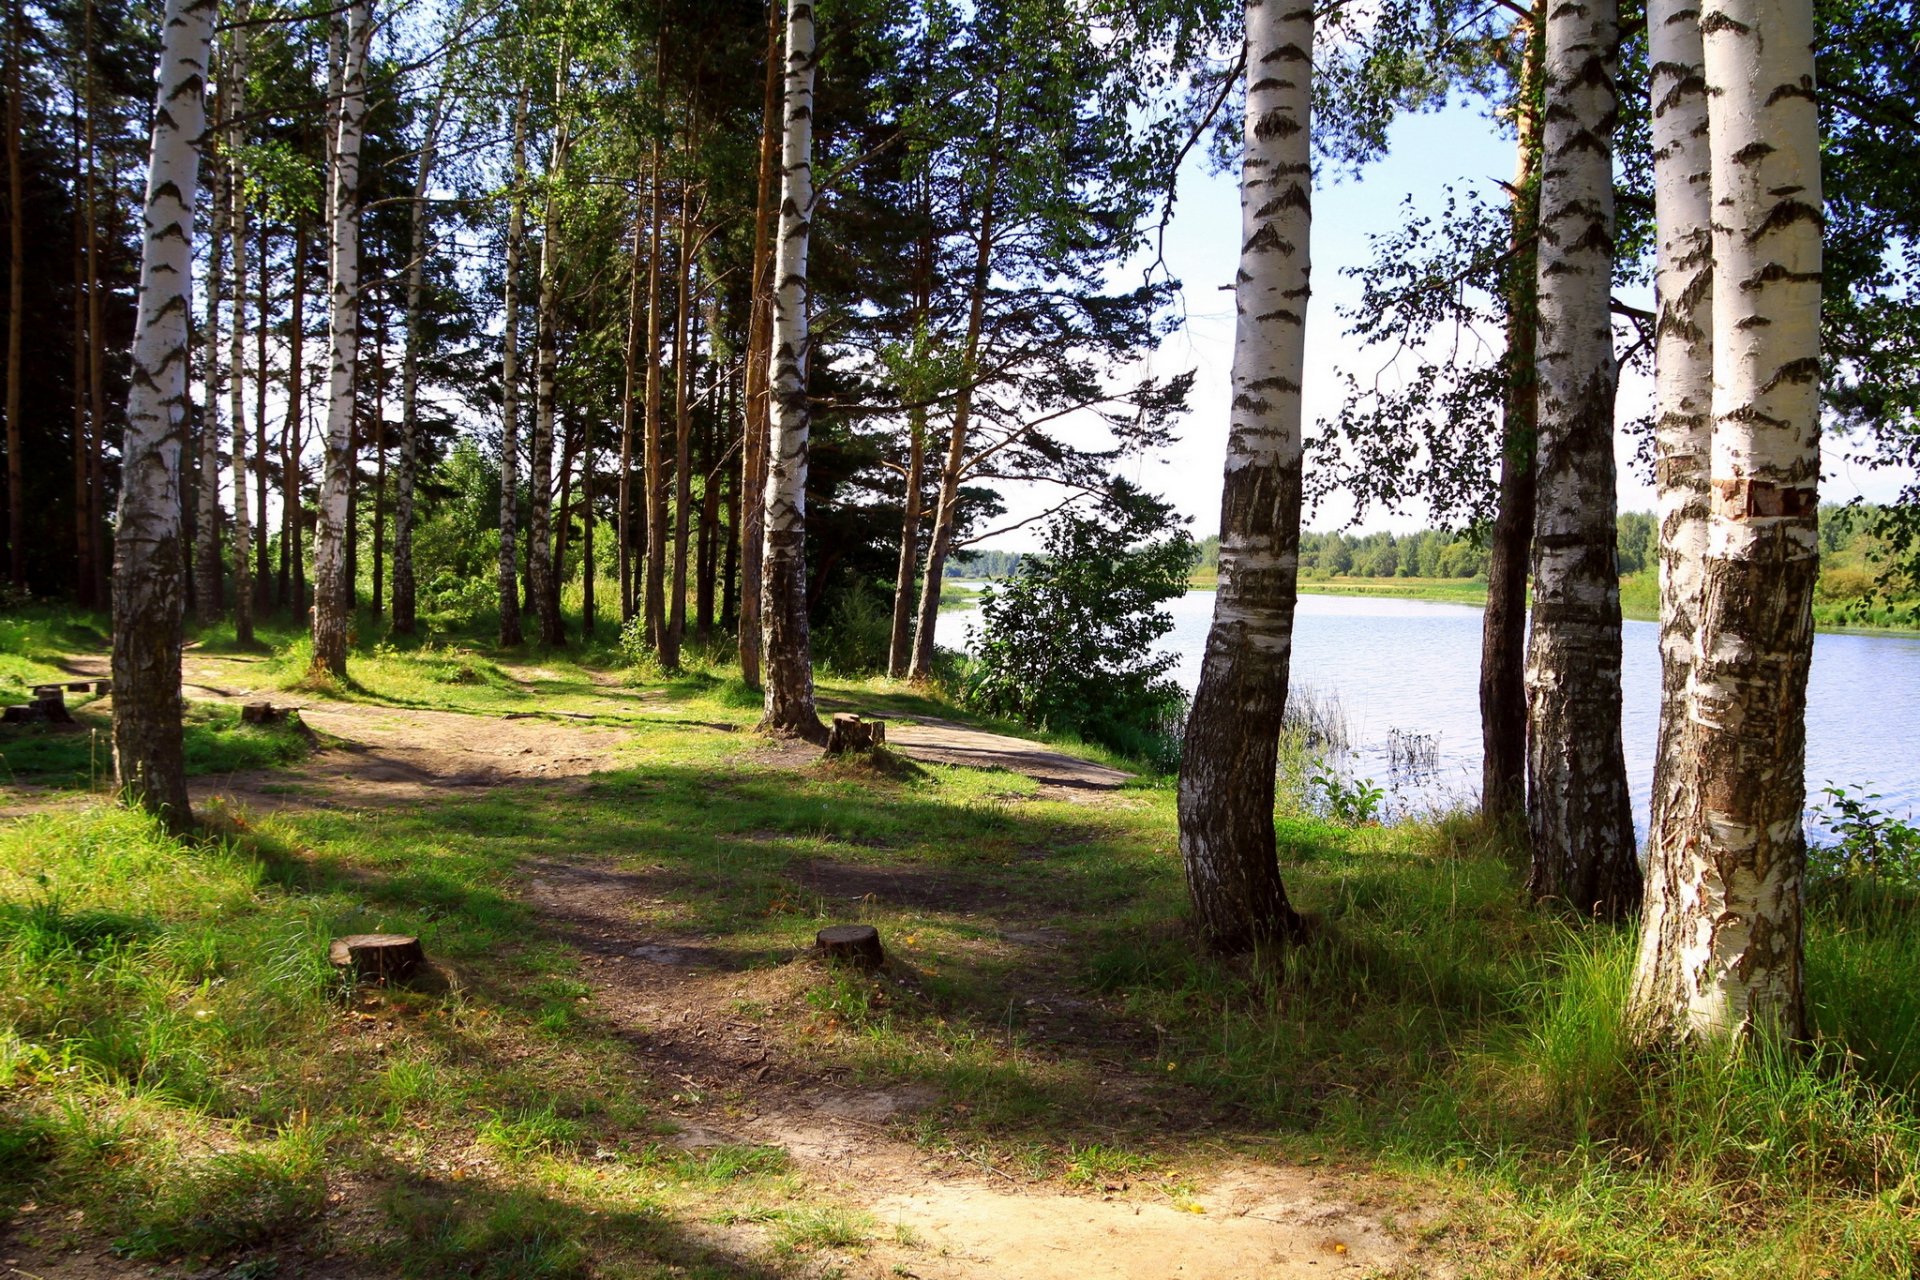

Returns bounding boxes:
[1182,570,1920,636]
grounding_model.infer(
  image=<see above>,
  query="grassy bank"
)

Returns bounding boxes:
[4,619,1920,1275]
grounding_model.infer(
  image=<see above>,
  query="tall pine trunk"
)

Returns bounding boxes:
[3,0,22,590]
[279,222,308,611]
[665,193,696,667]
[618,172,645,623]
[311,0,370,677]
[738,0,780,688]
[226,3,253,645]
[529,50,571,648]
[393,86,447,635]
[497,84,527,645]
[1523,0,1638,917]
[1480,1,1542,823]
[642,127,667,654]
[1175,0,1313,952]
[888,411,924,678]
[113,0,215,830]
[253,213,269,605]
[759,0,823,739]
[83,0,108,608]
[1628,0,1822,1043]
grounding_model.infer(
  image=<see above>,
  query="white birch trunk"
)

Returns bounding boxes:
[497,83,527,646]
[1632,0,1822,1042]
[1629,0,1715,1020]
[759,0,822,738]
[113,0,216,829]
[529,50,570,647]
[1523,0,1639,917]
[1174,0,1313,951]
[226,1,251,643]
[310,0,369,676]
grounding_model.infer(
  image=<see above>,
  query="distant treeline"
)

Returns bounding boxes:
[1194,513,1661,580]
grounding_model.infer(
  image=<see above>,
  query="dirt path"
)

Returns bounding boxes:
[884,715,1132,798]
[521,857,1430,1280]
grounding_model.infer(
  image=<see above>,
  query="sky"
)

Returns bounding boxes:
[976,96,1915,552]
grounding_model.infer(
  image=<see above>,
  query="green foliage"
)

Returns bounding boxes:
[1310,769,1385,825]
[1811,785,1920,891]
[963,483,1195,769]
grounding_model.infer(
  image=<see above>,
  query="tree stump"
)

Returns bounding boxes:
[816,923,885,970]
[2,704,44,725]
[31,684,63,700]
[13,690,73,725]
[242,701,283,725]
[329,933,426,984]
[825,713,887,755]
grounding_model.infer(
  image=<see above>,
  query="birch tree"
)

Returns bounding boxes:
[311,0,370,677]
[1629,0,1822,1042]
[529,46,571,648]
[759,0,823,739]
[1630,0,1712,1009]
[1176,0,1313,951]
[113,0,216,830]
[1522,0,1638,918]
[195,59,224,623]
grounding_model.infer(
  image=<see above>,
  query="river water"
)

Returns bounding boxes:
[944,588,1920,837]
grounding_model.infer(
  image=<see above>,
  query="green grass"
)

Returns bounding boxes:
[0,700,317,790]
[5,611,1920,1275]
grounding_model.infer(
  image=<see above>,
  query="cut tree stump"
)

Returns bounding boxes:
[816,923,885,969]
[825,713,887,755]
[2,704,43,724]
[9,691,74,725]
[329,933,426,984]
[31,684,63,700]
[242,701,284,725]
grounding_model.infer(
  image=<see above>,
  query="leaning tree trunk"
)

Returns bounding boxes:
[226,1,252,645]
[392,85,448,635]
[1628,0,1822,1044]
[497,84,527,646]
[1628,0,1714,1024]
[759,0,824,740]
[738,0,780,688]
[1175,0,1313,952]
[196,74,225,624]
[1480,0,1543,824]
[310,0,370,677]
[1523,0,1638,918]
[113,0,215,831]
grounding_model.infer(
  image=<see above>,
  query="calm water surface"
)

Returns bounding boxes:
[946,588,1920,835]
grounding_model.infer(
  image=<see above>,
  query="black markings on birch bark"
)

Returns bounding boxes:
[1523,0,1639,919]
[310,0,370,677]
[1176,0,1312,952]
[113,0,216,831]
[759,0,824,740]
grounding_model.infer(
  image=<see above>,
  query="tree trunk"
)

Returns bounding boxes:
[1630,0,1714,1021]
[83,0,107,609]
[738,0,780,688]
[254,211,270,606]
[759,0,823,740]
[1523,0,1638,918]
[195,68,224,623]
[642,117,667,655]
[1628,0,1821,1044]
[3,0,22,590]
[888,410,925,678]
[394,81,448,636]
[498,84,527,646]
[665,196,697,668]
[72,180,90,602]
[279,221,308,610]
[1175,0,1312,953]
[1479,1,1543,824]
[529,50,570,648]
[908,110,1001,684]
[371,316,386,617]
[582,412,595,637]
[227,3,253,645]
[618,169,645,623]
[311,0,371,677]
[113,0,215,831]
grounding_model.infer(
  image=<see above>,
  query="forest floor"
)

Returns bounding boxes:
[4,608,1920,1279]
